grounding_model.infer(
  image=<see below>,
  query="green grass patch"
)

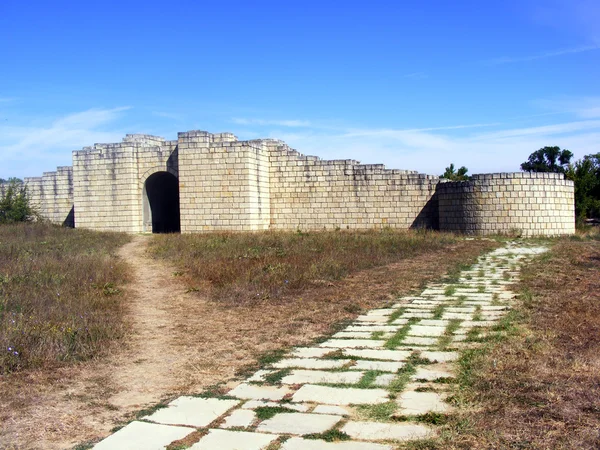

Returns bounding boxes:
[371,330,385,340]
[263,369,291,384]
[444,285,456,296]
[304,429,351,442]
[254,406,298,420]
[385,318,419,349]
[432,304,445,320]
[355,401,397,421]
[437,319,462,349]
[388,307,406,324]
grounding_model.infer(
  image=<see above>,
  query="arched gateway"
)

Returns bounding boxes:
[143,171,180,233]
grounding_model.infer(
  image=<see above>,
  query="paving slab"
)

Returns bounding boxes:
[257,412,341,435]
[241,400,309,412]
[366,308,396,316]
[332,331,374,339]
[273,358,348,370]
[292,384,389,405]
[351,360,404,372]
[343,349,411,361]
[281,369,364,385]
[228,384,291,401]
[397,391,451,415]
[445,307,476,313]
[341,421,434,441]
[221,409,257,428]
[320,339,385,349]
[93,421,194,450]
[247,370,271,382]
[312,405,351,416]
[406,325,446,337]
[345,325,399,332]
[281,437,393,449]
[420,351,459,363]
[191,429,278,449]
[418,319,450,327]
[412,367,454,381]
[373,373,396,386]
[143,397,239,427]
[354,315,389,323]
[291,348,332,358]
[398,312,433,319]
[442,312,473,320]
[401,336,438,346]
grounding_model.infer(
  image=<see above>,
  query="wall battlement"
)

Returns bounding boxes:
[6,129,575,236]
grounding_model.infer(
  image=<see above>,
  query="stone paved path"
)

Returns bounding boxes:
[93,242,547,449]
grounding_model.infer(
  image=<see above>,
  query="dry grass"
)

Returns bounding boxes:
[0,230,496,449]
[0,222,130,373]
[440,230,600,449]
[148,229,464,304]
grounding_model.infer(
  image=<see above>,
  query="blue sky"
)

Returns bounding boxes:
[1,0,599,179]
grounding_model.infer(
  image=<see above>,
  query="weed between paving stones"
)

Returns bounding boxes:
[385,318,420,349]
[254,406,298,420]
[304,429,351,442]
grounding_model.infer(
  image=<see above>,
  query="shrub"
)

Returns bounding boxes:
[0,179,37,224]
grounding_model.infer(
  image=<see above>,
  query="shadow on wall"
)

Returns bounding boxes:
[62,206,75,228]
[410,195,440,230]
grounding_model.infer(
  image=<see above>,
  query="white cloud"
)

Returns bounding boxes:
[0,107,131,178]
[486,44,599,65]
[231,117,311,127]
[533,96,600,119]
[152,111,184,121]
[262,119,600,176]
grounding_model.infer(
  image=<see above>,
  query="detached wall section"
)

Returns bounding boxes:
[437,172,575,236]
[23,167,74,226]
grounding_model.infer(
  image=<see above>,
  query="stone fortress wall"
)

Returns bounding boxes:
[2,129,575,236]
[437,173,575,236]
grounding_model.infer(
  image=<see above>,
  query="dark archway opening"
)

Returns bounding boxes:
[144,172,181,233]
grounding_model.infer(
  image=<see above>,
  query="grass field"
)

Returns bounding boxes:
[437,230,600,449]
[148,229,463,304]
[0,223,130,374]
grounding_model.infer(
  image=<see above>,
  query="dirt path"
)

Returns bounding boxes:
[0,235,215,449]
[0,237,496,449]
[107,235,191,408]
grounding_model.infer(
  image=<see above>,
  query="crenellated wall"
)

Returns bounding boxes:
[12,129,575,236]
[266,141,439,230]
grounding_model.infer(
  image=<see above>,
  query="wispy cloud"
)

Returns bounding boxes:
[232,117,311,127]
[341,122,501,138]
[487,44,599,65]
[261,118,600,176]
[533,96,600,119]
[152,111,183,121]
[0,107,131,177]
[0,97,15,103]
[403,72,428,80]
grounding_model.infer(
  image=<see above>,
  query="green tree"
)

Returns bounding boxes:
[520,146,573,173]
[441,163,470,181]
[0,179,36,223]
[566,153,600,220]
